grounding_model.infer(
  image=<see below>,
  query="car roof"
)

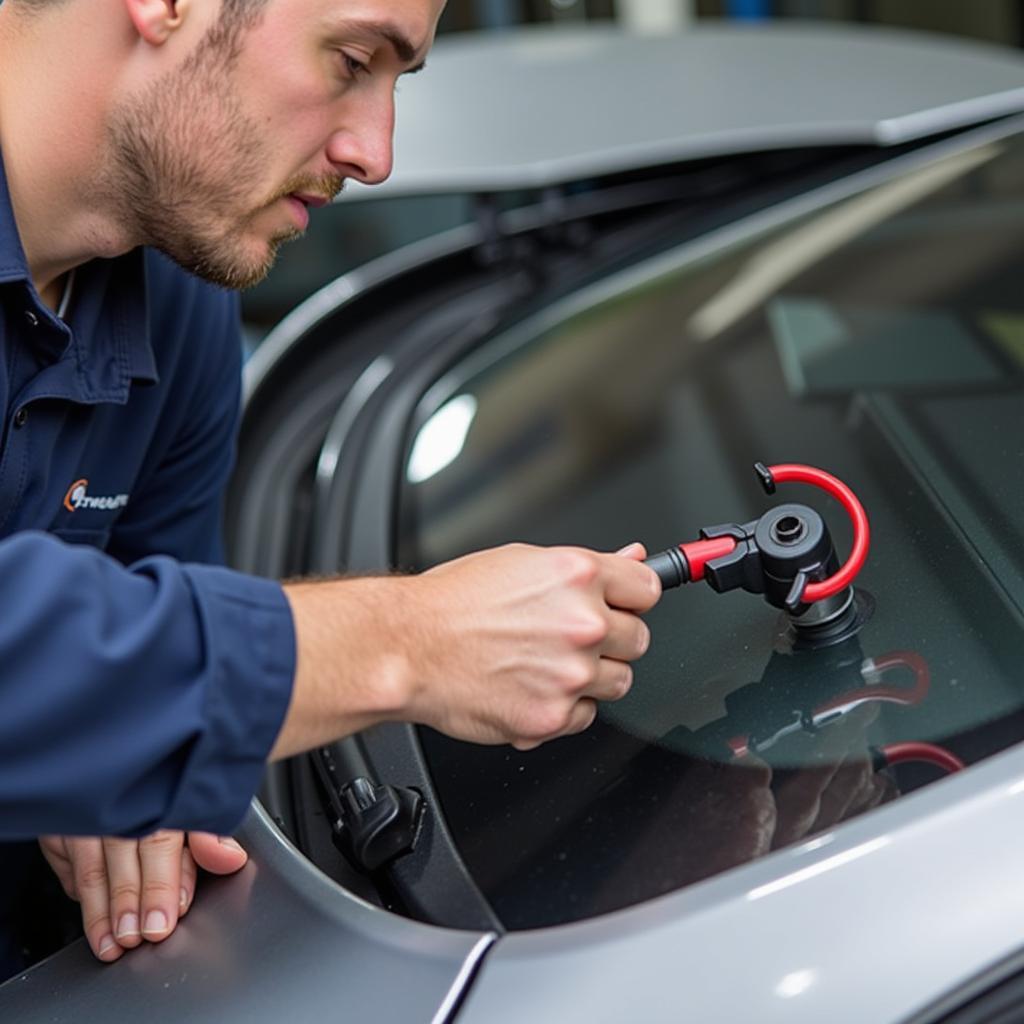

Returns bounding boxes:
[345,21,1024,198]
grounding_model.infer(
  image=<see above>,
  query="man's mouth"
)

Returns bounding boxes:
[284,195,311,231]
[280,187,340,232]
[291,193,332,209]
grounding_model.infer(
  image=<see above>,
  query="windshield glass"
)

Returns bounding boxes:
[395,129,1024,930]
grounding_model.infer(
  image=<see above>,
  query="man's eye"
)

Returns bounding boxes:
[341,52,370,78]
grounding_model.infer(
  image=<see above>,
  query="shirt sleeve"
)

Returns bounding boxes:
[0,531,295,840]
[2,263,296,839]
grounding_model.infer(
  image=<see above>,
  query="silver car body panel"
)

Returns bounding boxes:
[0,804,493,1023]
[348,22,1024,198]
[458,740,1024,1024]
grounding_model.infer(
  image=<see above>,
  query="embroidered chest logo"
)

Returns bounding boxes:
[63,478,130,513]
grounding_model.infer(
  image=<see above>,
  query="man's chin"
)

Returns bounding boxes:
[166,230,298,291]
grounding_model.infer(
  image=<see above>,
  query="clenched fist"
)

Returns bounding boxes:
[404,542,660,749]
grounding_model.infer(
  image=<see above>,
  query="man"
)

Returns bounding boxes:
[0,0,660,972]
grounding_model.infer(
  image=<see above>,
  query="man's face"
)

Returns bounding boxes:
[105,0,443,289]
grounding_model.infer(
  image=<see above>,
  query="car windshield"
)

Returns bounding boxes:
[395,127,1024,930]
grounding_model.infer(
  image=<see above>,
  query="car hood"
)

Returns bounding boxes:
[345,21,1024,198]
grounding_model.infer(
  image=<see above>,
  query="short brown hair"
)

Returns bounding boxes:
[13,0,269,26]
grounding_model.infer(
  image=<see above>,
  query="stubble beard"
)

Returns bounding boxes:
[102,26,321,290]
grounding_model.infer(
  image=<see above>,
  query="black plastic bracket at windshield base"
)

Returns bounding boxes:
[313,748,423,873]
[352,725,505,933]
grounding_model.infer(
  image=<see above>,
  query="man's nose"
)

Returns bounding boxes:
[325,90,396,186]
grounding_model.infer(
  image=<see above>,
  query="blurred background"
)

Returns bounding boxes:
[438,1,1024,39]
[241,0,1024,343]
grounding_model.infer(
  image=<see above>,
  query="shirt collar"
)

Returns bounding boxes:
[0,145,159,394]
[66,250,160,401]
[0,148,31,286]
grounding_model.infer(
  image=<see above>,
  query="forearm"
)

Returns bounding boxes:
[272,544,660,759]
[271,576,419,760]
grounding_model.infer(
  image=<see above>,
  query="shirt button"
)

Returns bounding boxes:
[24,310,39,328]
[13,408,28,429]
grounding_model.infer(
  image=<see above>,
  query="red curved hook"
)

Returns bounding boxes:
[760,463,870,602]
[880,742,964,773]
[812,650,930,720]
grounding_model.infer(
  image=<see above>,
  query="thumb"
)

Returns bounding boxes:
[186,831,248,875]
[614,541,648,561]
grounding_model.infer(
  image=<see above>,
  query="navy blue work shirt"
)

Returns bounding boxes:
[0,150,295,841]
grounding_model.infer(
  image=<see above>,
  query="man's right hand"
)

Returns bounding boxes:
[405,542,659,749]
[275,542,661,758]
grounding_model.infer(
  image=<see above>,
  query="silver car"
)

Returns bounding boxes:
[6,21,1024,1024]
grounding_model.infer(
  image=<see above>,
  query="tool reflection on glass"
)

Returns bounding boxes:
[645,462,964,777]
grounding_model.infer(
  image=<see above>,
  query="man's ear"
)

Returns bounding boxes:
[123,0,193,45]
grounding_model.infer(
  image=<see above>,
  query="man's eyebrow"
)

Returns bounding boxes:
[345,19,428,73]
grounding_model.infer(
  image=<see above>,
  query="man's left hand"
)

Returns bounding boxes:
[39,830,248,962]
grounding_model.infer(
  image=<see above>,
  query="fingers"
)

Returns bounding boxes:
[39,836,76,899]
[67,837,123,963]
[137,830,185,942]
[408,542,658,753]
[103,837,144,948]
[98,831,186,950]
[602,550,661,613]
[179,845,197,918]
[46,829,244,964]
[185,832,248,876]
[614,542,648,560]
[561,697,598,737]
[512,698,597,751]
[587,656,634,702]
[598,609,650,662]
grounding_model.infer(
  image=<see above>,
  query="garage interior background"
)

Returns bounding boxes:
[241,0,1024,342]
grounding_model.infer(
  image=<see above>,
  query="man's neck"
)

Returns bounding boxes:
[0,3,135,300]
[38,274,67,315]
